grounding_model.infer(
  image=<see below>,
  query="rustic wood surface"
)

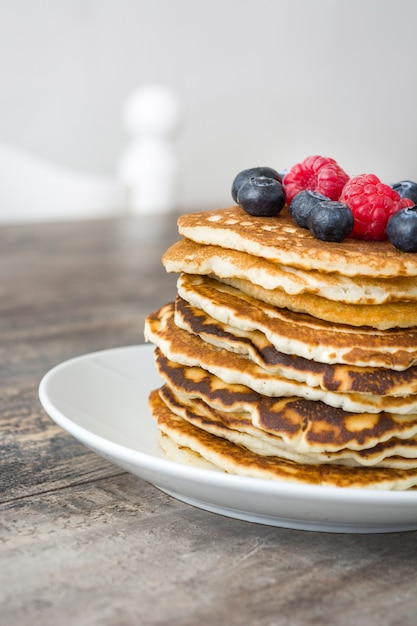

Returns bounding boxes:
[1,213,416,626]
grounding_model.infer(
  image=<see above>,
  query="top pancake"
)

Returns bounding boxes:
[178,206,417,278]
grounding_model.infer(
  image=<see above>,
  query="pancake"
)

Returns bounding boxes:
[157,431,220,471]
[163,240,417,329]
[150,389,417,490]
[177,206,417,278]
[153,350,417,455]
[177,274,417,370]
[159,384,417,469]
[144,304,417,415]
[157,431,221,471]
[220,276,417,330]
[163,237,417,305]
[174,296,417,396]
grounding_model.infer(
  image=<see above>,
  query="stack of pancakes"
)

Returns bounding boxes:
[144,206,417,489]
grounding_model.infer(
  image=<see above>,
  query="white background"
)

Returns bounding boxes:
[0,0,416,218]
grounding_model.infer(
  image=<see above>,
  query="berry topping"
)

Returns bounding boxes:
[387,205,417,252]
[307,201,354,242]
[237,176,286,217]
[339,174,408,240]
[283,155,349,206]
[290,190,329,229]
[232,167,282,203]
[391,180,417,205]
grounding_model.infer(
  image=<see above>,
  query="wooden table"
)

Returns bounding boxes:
[1,213,416,626]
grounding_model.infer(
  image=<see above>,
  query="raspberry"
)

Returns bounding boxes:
[339,174,413,240]
[400,197,416,209]
[283,155,349,206]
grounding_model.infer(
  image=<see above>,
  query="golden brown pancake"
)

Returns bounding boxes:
[163,239,417,328]
[174,296,417,396]
[177,274,417,370]
[150,389,417,489]
[144,304,417,414]
[163,237,417,305]
[177,206,417,278]
[153,350,417,455]
[220,276,417,330]
[163,241,417,329]
[159,383,417,469]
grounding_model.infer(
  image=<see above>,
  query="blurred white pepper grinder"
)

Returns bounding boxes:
[118,84,182,214]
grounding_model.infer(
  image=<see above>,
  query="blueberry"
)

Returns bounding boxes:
[237,176,286,217]
[232,167,282,203]
[308,201,354,242]
[290,190,329,229]
[387,206,417,252]
[391,180,417,204]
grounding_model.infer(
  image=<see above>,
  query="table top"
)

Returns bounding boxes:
[1,213,416,626]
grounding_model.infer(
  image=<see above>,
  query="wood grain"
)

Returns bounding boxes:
[1,214,416,626]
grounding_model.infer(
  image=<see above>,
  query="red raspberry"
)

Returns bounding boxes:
[283,155,350,206]
[400,197,416,209]
[339,174,413,240]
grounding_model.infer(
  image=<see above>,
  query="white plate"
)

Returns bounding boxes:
[39,345,417,534]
